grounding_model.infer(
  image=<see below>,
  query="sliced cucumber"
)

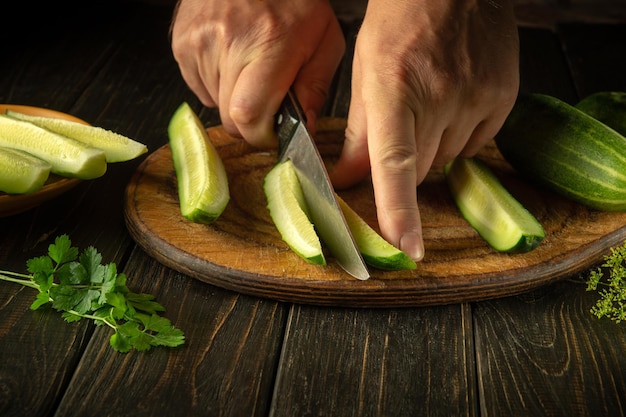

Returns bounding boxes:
[0,147,51,194]
[5,110,147,163]
[0,114,106,179]
[444,157,545,253]
[336,195,417,271]
[168,102,230,224]
[264,160,416,270]
[264,160,326,265]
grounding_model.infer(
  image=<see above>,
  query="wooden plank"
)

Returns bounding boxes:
[0,3,201,416]
[474,281,626,416]
[55,249,288,417]
[269,303,477,417]
[0,3,135,416]
[0,256,93,417]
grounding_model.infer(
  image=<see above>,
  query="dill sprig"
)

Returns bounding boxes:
[586,242,626,323]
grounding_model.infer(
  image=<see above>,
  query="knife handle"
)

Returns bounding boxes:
[275,89,307,159]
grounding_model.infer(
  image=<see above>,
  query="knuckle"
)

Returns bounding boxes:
[377,142,417,175]
[229,102,259,127]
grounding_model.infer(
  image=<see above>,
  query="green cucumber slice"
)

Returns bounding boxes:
[264,160,326,265]
[336,195,416,271]
[5,110,147,163]
[0,114,106,179]
[444,157,544,253]
[0,147,51,194]
[168,102,230,224]
[264,159,416,270]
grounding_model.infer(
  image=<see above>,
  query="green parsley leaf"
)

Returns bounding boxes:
[30,292,51,311]
[126,292,166,315]
[48,235,78,265]
[27,256,54,292]
[110,331,133,353]
[106,292,129,319]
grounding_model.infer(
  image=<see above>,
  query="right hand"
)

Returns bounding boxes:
[170,0,346,147]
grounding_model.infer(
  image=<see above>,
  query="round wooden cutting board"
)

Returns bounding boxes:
[124,118,626,307]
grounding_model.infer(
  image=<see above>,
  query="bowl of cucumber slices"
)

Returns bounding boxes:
[0,104,147,216]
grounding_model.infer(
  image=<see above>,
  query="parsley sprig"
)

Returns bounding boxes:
[0,235,184,352]
[587,241,626,323]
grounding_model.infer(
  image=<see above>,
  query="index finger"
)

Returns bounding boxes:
[363,84,424,261]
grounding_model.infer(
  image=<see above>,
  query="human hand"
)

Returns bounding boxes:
[170,0,345,147]
[331,0,520,261]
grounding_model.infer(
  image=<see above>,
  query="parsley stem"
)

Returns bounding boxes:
[0,273,39,291]
[68,309,118,330]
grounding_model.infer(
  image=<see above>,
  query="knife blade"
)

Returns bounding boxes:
[275,89,370,280]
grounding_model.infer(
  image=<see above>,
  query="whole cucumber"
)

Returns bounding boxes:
[495,93,626,211]
[576,91,626,137]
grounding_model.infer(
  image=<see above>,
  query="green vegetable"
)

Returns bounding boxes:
[0,147,51,194]
[336,195,416,270]
[0,235,184,352]
[264,159,417,271]
[264,159,326,265]
[168,102,230,223]
[5,110,148,163]
[444,157,544,253]
[495,93,626,212]
[576,91,626,136]
[0,113,107,179]
[587,240,626,323]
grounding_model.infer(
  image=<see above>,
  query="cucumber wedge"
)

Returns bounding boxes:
[264,160,416,270]
[168,102,230,224]
[444,158,545,253]
[336,195,416,271]
[0,147,51,194]
[0,114,106,179]
[264,160,326,265]
[5,110,147,163]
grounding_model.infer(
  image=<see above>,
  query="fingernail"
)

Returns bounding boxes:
[400,232,424,261]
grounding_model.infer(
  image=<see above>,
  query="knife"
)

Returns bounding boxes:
[275,89,370,280]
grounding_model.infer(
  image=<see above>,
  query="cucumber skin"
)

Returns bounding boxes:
[336,196,416,271]
[576,91,626,137]
[495,93,626,212]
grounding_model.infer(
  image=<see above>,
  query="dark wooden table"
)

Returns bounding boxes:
[2,2,626,416]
